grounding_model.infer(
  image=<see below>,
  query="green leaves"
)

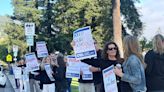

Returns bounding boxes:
[121,0,143,36]
[1,0,143,56]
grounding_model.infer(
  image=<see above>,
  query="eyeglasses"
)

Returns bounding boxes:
[108,47,117,51]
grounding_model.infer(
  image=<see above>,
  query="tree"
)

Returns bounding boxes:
[121,0,143,36]
[53,0,104,52]
[3,22,27,60]
[140,37,152,51]
[9,0,143,55]
[112,0,123,57]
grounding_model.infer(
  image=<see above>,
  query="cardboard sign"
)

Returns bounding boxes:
[73,26,97,60]
[36,41,48,58]
[25,53,39,71]
[103,65,118,92]
[66,55,81,79]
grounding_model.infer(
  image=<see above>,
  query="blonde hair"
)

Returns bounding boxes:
[152,34,164,55]
[41,56,58,70]
[123,35,144,64]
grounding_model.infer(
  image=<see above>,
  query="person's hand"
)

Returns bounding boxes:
[64,57,67,62]
[114,67,123,77]
[70,41,75,48]
[89,66,100,72]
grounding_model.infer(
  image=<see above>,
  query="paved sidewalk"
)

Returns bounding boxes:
[6,74,19,92]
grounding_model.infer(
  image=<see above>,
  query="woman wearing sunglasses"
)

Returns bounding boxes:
[82,41,122,92]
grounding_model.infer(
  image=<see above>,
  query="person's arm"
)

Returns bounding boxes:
[81,59,100,67]
[89,66,101,72]
[115,56,143,84]
[121,56,143,84]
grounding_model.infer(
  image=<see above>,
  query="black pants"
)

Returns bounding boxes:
[15,79,20,88]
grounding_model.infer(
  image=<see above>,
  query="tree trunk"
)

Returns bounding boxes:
[112,0,123,58]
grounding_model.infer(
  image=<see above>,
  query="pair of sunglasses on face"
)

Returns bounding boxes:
[108,47,117,51]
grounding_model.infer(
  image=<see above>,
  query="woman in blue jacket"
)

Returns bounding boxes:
[114,35,147,92]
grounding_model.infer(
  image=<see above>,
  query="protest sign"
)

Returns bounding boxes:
[80,62,93,80]
[22,67,29,81]
[36,41,49,58]
[66,55,81,79]
[25,53,39,71]
[13,66,22,79]
[103,65,118,92]
[73,26,97,60]
[44,64,55,81]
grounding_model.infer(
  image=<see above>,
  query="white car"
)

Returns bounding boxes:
[0,66,7,87]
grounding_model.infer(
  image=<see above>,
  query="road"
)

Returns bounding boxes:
[0,74,15,92]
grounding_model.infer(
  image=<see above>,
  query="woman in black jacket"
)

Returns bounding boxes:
[82,42,122,92]
[54,52,68,92]
[145,34,164,92]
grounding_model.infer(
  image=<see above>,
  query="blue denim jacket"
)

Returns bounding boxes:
[121,55,147,92]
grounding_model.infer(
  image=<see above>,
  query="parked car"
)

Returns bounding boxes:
[0,66,7,87]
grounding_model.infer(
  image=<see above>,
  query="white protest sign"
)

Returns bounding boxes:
[44,64,55,81]
[73,26,97,60]
[103,65,118,92]
[22,67,29,81]
[26,35,34,46]
[25,23,35,36]
[80,62,93,80]
[66,55,81,79]
[36,41,49,58]
[13,66,22,79]
[25,53,39,71]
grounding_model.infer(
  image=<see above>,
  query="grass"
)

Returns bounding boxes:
[71,78,79,92]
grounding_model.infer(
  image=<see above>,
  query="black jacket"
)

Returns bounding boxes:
[145,50,164,91]
[39,65,57,84]
[82,58,121,92]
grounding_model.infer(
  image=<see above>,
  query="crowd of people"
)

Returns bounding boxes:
[13,51,70,92]
[12,34,164,92]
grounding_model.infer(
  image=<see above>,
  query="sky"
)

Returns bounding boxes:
[139,0,164,40]
[0,0,13,16]
[0,0,164,40]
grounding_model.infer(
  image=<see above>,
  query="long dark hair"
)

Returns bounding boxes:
[102,42,121,61]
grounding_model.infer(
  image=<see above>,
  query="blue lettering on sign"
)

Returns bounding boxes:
[103,65,114,73]
[76,50,96,58]
[83,74,92,78]
[67,73,80,77]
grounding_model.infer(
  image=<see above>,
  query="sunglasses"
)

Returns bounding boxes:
[108,47,117,51]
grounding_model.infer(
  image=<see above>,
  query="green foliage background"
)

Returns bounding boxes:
[0,0,146,61]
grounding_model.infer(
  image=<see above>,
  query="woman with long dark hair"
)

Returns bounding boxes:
[83,41,122,92]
